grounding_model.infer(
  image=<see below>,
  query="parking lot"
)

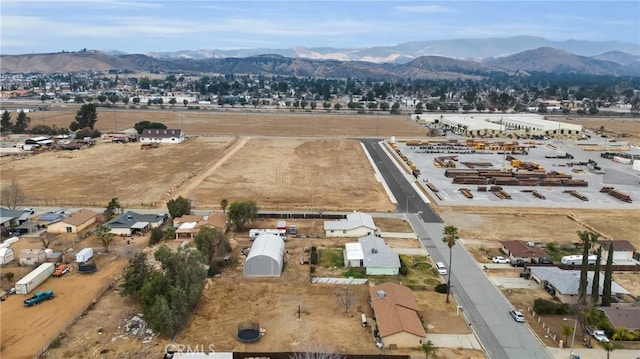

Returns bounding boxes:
[397,137,639,208]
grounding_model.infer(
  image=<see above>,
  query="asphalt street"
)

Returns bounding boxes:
[361,138,552,359]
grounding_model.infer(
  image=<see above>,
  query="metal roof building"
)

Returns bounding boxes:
[243,233,285,277]
[359,235,400,275]
[434,114,582,137]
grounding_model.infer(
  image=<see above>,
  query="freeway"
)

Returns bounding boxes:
[361,139,551,359]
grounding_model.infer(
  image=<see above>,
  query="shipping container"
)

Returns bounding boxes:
[15,262,55,295]
[612,156,632,164]
[75,248,94,263]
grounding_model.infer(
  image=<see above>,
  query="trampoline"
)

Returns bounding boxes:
[237,321,261,342]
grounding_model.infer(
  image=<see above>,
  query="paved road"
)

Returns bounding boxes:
[361,139,551,359]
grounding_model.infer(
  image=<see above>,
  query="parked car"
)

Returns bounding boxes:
[538,257,553,265]
[24,290,54,307]
[492,256,510,264]
[53,263,70,277]
[544,283,556,296]
[511,259,526,267]
[592,329,610,343]
[510,310,525,323]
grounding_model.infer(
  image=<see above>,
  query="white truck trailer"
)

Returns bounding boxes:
[76,247,94,263]
[15,262,55,295]
[249,229,287,241]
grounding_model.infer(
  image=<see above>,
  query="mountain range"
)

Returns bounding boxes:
[140,36,639,64]
[1,40,639,79]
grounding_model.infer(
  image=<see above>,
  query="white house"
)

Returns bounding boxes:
[600,240,636,262]
[324,212,376,237]
[139,129,185,144]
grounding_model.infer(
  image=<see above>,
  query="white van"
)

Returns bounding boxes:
[436,262,448,275]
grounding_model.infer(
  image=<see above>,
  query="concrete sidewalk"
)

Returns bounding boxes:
[425,333,483,350]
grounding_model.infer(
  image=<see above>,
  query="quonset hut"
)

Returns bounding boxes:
[243,234,285,277]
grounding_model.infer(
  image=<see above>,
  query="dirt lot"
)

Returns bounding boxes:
[188,138,396,211]
[26,108,426,138]
[0,254,127,359]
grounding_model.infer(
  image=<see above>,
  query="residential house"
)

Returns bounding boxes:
[529,267,629,304]
[369,282,425,349]
[359,235,400,275]
[500,240,550,263]
[104,211,166,236]
[324,211,376,237]
[0,207,33,236]
[600,240,636,262]
[597,305,640,331]
[19,248,46,266]
[139,129,185,144]
[46,209,98,234]
[173,213,230,241]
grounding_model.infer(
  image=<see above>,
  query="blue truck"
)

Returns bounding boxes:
[23,290,54,306]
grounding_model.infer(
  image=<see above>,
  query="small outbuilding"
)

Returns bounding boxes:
[0,247,15,265]
[600,240,636,262]
[19,248,46,266]
[243,234,285,277]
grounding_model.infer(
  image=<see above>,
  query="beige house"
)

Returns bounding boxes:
[174,213,229,241]
[369,282,425,349]
[46,209,98,234]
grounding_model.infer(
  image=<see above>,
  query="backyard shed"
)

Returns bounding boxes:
[19,248,46,266]
[0,247,15,265]
[243,234,285,277]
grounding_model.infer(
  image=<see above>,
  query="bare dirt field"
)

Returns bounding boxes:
[190,137,395,211]
[0,253,127,359]
[28,109,426,138]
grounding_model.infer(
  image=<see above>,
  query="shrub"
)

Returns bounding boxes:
[399,266,409,276]
[148,227,164,246]
[310,251,319,265]
[4,272,14,282]
[434,283,448,294]
[533,298,571,315]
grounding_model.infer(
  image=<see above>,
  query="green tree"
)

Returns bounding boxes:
[1,111,12,132]
[167,196,191,218]
[590,246,602,305]
[588,105,599,115]
[134,120,167,135]
[120,252,150,296]
[13,111,30,133]
[220,199,228,213]
[108,94,119,104]
[40,94,49,102]
[96,224,114,253]
[443,225,459,303]
[379,101,390,111]
[602,342,614,359]
[61,94,71,102]
[133,97,140,105]
[300,100,308,109]
[577,230,600,306]
[333,103,342,111]
[310,101,317,110]
[183,99,189,107]
[561,324,574,344]
[169,98,177,107]
[121,96,129,105]
[415,102,424,114]
[227,200,258,231]
[149,227,165,245]
[194,227,230,268]
[601,242,614,306]
[420,340,437,359]
[390,102,401,114]
[70,103,98,130]
[97,94,107,103]
[322,101,331,110]
[105,197,122,217]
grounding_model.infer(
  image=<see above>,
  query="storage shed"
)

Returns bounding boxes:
[243,234,285,277]
[0,247,15,265]
[19,248,46,266]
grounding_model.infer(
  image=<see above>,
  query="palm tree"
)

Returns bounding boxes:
[96,225,114,253]
[603,342,614,359]
[420,340,437,359]
[443,225,459,304]
[220,198,228,213]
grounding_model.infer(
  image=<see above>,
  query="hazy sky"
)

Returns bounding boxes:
[1,0,639,54]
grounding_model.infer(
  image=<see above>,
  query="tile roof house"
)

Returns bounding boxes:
[324,211,377,237]
[46,209,98,234]
[369,282,425,349]
[140,128,185,144]
[530,267,629,304]
[600,240,637,262]
[105,211,166,236]
[173,213,230,241]
[500,240,550,263]
[359,235,400,275]
[597,305,640,330]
